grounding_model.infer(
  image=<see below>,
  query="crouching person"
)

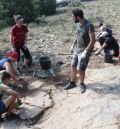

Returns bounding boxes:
[0,51,19,86]
[0,72,20,121]
[95,31,119,58]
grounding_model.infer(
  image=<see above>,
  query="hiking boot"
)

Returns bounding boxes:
[64,82,76,90]
[80,83,86,94]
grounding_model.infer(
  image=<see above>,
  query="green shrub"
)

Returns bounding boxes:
[0,20,8,30]
[35,15,47,24]
[28,23,37,28]
[0,0,56,29]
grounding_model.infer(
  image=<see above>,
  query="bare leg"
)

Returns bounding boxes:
[16,61,19,68]
[23,58,29,66]
[79,71,85,84]
[4,62,19,86]
[3,96,17,115]
[78,70,86,93]
[71,66,77,82]
[64,65,77,90]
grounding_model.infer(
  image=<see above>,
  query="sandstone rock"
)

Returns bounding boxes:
[28,80,44,90]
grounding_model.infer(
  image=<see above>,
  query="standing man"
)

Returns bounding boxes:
[64,8,95,93]
[10,15,31,72]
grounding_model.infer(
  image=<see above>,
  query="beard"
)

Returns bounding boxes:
[75,19,79,23]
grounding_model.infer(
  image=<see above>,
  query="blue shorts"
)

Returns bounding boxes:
[0,101,7,115]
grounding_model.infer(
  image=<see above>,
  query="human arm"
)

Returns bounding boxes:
[95,43,107,55]
[95,37,109,55]
[81,24,95,59]
[86,32,95,51]
[70,37,77,53]
[10,30,16,51]
[23,33,28,49]
[0,85,20,98]
[23,26,28,49]
[4,62,19,86]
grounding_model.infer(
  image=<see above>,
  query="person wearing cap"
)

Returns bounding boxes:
[0,51,19,85]
[95,31,119,57]
[64,8,95,93]
[10,15,31,72]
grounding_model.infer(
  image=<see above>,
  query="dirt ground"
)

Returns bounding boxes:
[1,0,120,128]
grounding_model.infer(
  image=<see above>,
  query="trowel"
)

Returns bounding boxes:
[48,68,56,77]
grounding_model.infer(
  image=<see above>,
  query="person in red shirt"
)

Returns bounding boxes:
[10,15,31,73]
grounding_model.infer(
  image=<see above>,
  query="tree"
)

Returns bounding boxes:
[0,0,56,27]
[32,0,56,17]
[0,0,35,24]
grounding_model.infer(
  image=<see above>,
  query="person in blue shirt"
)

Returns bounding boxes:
[0,71,20,121]
[0,51,19,86]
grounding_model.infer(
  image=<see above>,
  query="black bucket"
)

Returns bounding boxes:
[39,56,51,70]
[104,53,113,63]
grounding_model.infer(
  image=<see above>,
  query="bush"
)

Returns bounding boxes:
[35,15,47,24]
[0,0,56,29]
[0,0,35,24]
[0,20,8,30]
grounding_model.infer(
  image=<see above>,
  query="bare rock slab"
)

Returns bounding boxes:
[28,80,44,90]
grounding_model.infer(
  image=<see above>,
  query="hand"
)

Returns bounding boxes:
[23,43,28,50]
[81,49,88,59]
[94,51,100,55]
[14,92,20,98]
[12,47,16,51]
[70,45,74,53]
[10,90,20,98]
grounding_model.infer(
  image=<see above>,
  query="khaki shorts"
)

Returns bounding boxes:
[71,51,91,72]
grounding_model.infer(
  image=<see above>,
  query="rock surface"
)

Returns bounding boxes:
[0,0,120,128]
[35,66,120,129]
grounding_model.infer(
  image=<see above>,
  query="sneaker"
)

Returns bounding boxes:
[6,112,19,120]
[21,65,28,73]
[0,116,4,122]
[80,83,86,93]
[17,99,23,106]
[64,82,76,90]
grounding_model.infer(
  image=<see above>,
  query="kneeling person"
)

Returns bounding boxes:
[95,31,119,57]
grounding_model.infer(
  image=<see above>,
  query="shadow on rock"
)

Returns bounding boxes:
[87,83,120,96]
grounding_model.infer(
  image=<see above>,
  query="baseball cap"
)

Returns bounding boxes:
[99,31,109,38]
[6,51,19,60]
[15,15,24,21]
